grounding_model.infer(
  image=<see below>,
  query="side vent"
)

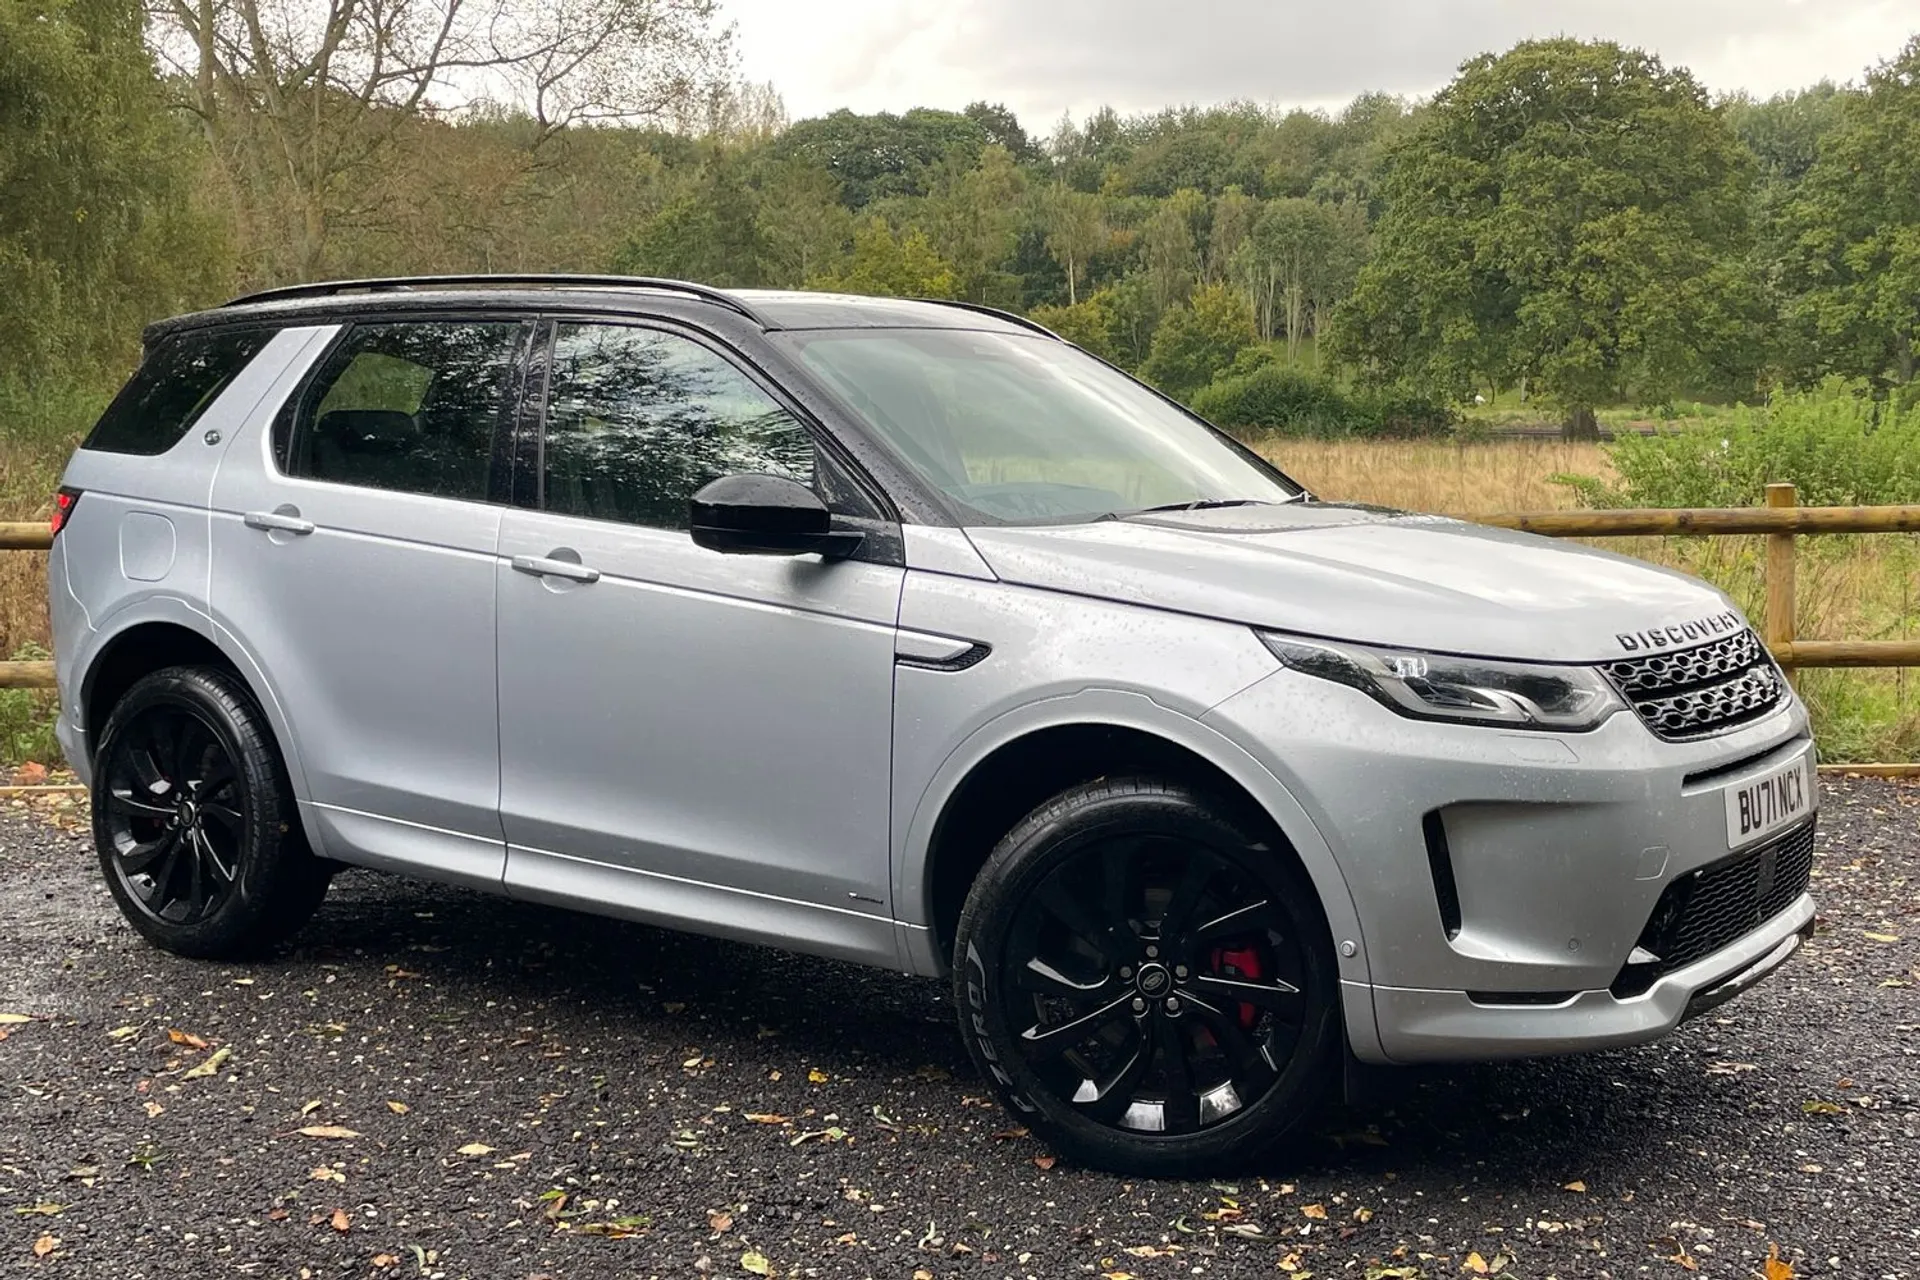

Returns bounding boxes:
[1422,810,1463,941]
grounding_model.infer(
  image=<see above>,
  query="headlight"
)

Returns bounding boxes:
[1259,632,1625,731]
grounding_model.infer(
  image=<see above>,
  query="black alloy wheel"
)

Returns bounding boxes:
[101,701,248,926]
[955,778,1337,1175]
[93,666,331,959]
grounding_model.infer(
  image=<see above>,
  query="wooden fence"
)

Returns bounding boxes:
[1,482,1916,776]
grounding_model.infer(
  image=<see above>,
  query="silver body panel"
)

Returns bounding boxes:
[50,294,1819,1070]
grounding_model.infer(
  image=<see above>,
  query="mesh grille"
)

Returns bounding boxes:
[1612,819,1816,996]
[1603,629,1787,741]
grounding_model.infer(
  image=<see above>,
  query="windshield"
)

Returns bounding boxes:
[778,328,1302,524]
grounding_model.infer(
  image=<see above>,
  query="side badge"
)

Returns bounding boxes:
[203,428,223,446]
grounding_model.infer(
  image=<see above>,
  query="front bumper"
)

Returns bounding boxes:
[1203,665,1817,1065]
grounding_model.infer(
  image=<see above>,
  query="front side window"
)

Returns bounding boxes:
[281,320,523,502]
[779,328,1303,524]
[86,327,273,456]
[540,323,831,530]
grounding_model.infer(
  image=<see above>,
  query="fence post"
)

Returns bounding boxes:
[1764,482,1798,685]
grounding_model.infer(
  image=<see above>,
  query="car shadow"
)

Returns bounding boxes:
[282,868,1737,1188]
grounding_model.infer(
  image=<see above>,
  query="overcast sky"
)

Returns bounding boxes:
[723,0,1916,127]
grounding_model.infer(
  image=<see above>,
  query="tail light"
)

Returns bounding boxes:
[50,487,82,538]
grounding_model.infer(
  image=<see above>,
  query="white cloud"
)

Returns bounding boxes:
[724,0,1915,127]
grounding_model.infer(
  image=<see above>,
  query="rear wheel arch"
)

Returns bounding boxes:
[918,718,1357,977]
[80,621,309,804]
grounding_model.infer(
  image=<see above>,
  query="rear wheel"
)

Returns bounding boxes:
[954,778,1338,1176]
[92,666,330,959]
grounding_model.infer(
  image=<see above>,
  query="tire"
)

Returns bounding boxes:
[91,665,331,959]
[953,778,1338,1176]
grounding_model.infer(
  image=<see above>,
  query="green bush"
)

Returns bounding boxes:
[1189,363,1454,439]
[1556,382,1920,508]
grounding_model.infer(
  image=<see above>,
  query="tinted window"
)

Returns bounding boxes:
[541,324,826,530]
[283,321,523,502]
[84,327,273,456]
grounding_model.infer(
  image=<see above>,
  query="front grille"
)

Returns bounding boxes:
[1612,819,1816,996]
[1603,628,1788,741]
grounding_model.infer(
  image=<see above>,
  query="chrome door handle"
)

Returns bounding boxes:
[243,509,315,535]
[510,554,600,584]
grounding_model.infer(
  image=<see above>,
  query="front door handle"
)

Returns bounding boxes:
[510,554,600,584]
[243,508,315,536]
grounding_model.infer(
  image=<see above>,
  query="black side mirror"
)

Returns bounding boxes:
[689,474,865,559]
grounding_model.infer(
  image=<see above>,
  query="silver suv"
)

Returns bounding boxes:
[48,276,1817,1175]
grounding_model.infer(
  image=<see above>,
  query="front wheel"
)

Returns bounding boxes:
[953,778,1338,1176]
[92,666,331,959]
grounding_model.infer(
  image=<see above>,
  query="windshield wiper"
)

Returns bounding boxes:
[1104,498,1270,520]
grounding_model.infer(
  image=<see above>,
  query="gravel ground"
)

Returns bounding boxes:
[0,778,1914,1280]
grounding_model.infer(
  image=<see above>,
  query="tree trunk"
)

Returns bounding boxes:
[1563,404,1599,441]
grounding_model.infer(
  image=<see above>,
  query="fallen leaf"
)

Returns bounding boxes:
[166,1029,208,1050]
[385,1100,410,1115]
[1863,931,1900,943]
[740,1250,773,1276]
[1462,1253,1491,1275]
[297,1125,360,1140]
[371,1255,399,1270]
[300,1100,323,1116]
[107,1025,138,1041]
[143,1101,164,1118]
[1764,1242,1794,1280]
[31,1234,56,1258]
[1032,1155,1056,1171]
[1353,1206,1374,1223]
[709,1210,733,1233]
[807,1068,829,1083]
[329,1207,350,1233]
[0,1013,34,1026]
[1302,1203,1329,1220]
[990,1127,1031,1140]
[1364,1267,1420,1280]
[455,1142,495,1156]
[309,1166,344,1183]
[1563,1180,1587,1192]
[13,1204,65,1217]
[1124,1244,1180,1258]
[1802,1100,1845,1116]
[742,1113,789,1125]
[182,1045,232,1079]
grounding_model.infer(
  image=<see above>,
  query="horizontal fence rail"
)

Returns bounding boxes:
[0,487,1916,779]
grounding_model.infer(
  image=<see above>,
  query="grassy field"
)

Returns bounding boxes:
[1,418,1914,764]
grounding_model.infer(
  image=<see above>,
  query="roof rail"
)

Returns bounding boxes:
[910,298,1064,340]
[223,274,771,326]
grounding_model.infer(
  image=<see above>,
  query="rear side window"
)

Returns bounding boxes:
[280,320,524,503]
[84,327,273,456]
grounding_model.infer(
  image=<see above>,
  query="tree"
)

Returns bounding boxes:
[151,0,731,279]
[1777,38,1920,388]
[773,107,987,209]
[1140,282,1256,398]
[1327,39,1759,436]
[964,101,1040,165]
[808,216,958,298]
[1041,186,1105,305]
[919,145,1027,305]
[1141,187,1207,310]
[756,159,851,286]
[0,0,229,376]
[1241,198,1367,357]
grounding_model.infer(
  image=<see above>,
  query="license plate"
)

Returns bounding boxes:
[1724,754,1813,847]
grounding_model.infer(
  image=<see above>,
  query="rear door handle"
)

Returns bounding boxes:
[510,554,600,584]
[243,509,315,535]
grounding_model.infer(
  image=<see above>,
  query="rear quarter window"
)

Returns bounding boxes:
[83,327,274,456]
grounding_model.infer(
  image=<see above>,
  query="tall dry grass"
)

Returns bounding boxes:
[1266,439,1612,514]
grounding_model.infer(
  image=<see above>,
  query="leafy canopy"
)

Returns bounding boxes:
[1328,38,1760,415]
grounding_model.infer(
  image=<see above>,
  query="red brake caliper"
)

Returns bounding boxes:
[1210,944,1263,1029]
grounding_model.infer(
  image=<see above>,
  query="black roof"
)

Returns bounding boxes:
[152,275,1053,342]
